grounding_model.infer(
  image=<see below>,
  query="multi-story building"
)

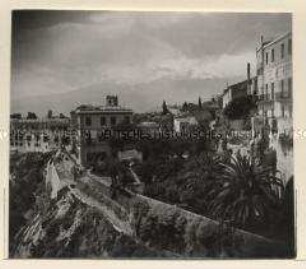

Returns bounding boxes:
[254,31,293,182]
[70,95,133,167]
[256,32,292,124]
[10,117,71,153]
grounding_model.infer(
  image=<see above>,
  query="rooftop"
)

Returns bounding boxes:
[10,117,70,123]
[72,95,133,114]
[222,78,250,96]
[137,121,159,127]
[257,31,292,52]
[73,104,133,114]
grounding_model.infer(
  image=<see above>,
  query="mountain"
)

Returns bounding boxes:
[11,77,243,116]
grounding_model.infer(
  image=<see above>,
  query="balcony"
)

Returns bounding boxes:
[257,94,274,103]
[275,92,292,102]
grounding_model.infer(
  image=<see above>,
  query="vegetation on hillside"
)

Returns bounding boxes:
[9,152,53,248]
[133,138,292,247]
[223,95,257,120]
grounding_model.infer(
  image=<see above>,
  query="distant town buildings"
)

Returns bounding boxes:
[167,106,181,117]
[10,117,70,153]
[173,115,198,133]
[137,121,160,136]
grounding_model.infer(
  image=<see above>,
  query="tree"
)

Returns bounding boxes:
[223,95,256,120]
[60,135,70,147]
[59,113,66,118]
[182,102,188,112]
[10,113,22,119]
[162,100,169,115]
[27,112,38,119]
[198,96,202,109]
[47,110,53,119]
[208,155,284,228]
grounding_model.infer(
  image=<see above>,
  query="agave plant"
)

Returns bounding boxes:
[208,154,284,228]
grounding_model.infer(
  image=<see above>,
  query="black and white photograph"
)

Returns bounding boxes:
[9,10,294,258]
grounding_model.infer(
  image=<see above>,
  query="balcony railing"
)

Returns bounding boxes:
[258,94,274,102]
[275,92,292,101]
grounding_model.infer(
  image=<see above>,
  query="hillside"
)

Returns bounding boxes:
[9,152,174,258]
[9,151,288,258]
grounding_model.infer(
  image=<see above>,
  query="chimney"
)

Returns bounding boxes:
[260,35,264,45]
[247,63,251,94]
[247,62,251,81]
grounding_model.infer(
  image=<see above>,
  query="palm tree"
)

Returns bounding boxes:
[208,154,284,228]
[180,153,223,214]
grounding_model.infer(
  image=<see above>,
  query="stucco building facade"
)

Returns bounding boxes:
[254,32,293,182]
[256,32,292,121]
[10,117,71,153]
[71,95,133,167]
[221,63,256,109]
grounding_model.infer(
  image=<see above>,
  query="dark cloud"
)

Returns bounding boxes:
[139,13,291,58]
[11,11,292,102]
[12,10,105,30]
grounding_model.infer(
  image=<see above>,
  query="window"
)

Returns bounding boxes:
[281,105,285,117]
[100,117,106,126]
[288,78,292,97]
[124,116,130,124]
[264,110,268,118]
[85,116,91,126]
[288,38,292,55]
[271,82,274,99]
[271,49,275,62]
[281,80,284,96]
[265,84,269,99]
[110,117,117,126]
[281,43,285,58]
[265,52,269,65]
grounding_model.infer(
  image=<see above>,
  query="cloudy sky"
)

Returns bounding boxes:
[11,11,291,102]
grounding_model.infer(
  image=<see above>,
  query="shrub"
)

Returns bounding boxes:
[223,95,257,120]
